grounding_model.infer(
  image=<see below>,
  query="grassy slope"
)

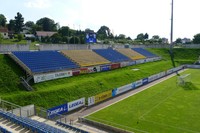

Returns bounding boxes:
[87,69,200,133]
[0,48,199,108]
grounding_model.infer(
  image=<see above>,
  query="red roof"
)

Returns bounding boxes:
[0,27,8,33]
[36,31,57,37]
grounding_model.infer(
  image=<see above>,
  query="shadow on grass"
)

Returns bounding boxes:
[181,82,199,90]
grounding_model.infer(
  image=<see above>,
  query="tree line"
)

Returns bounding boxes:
[1,12,200,44]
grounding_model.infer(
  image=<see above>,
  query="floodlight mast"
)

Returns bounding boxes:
[169,0,176,68]
[170,0,174,47]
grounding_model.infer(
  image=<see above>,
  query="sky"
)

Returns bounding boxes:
[0,0,200,40]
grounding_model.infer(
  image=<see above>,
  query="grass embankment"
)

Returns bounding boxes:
[0,48,199,108]
[87,69,200,133]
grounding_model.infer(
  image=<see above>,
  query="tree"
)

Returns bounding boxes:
[193,33,200,44]
[152,35,160,40]
[136,33,145,41]
[7,19,15,31]
[69,36,80,44]
[14,12,24,33]
[0,33,3,43]
[58,26,70,37]
[36,17,58,31]
[144,33,149,40]
[51,33,62,43]
[25,21,34,27]
[17,34,23,41]
[0,14,7,27]
[62,36,69,43]
[118,34,126,39]
[97,26,112,40]
[126,37,132,40]
[175,38,182,44]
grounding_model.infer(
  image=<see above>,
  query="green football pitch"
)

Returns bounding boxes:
[86,69,200,133]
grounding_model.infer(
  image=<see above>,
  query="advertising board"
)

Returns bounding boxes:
[120,61,130,67]
[68,98,85,111]
[142,78,148,85]
[94,90,112,104]
[72,69,80,76]
[100,65,111,71]
[112,83,133,96]
[87,66,100,73]
[47,103,68,118]
[129,61,136,66]
[135,59,146,64]
[80,68,88,74]
[88,96,95,106]
[34,70,72,83]
[111,63,120,69]
[134,79,143,88]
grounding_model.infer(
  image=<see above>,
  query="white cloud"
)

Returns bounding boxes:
[24,0,51,9]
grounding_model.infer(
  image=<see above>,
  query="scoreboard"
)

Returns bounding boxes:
[85,33,97,43]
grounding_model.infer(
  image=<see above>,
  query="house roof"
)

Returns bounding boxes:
[0,27,8,33]
[36,31,57,37]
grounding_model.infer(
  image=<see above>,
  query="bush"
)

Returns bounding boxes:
[0,34,3,43]
[69,36,80,44]
[17,34,23,41]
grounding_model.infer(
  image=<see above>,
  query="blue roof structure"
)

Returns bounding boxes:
[132,48,157,58]
[93,49,130,62]
[12,51,79,73]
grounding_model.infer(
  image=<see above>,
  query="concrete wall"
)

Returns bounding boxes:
[0,44,29,53]
[79,117,133,133]
[182,44,200,48]
[39,43,172,51]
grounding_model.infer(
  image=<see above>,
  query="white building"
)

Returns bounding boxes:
[0,27,9,39]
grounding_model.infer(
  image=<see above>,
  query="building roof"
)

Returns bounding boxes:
[0,27,8,33]
[36,31,57,37]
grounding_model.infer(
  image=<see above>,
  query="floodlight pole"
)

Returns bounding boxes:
[170,0,174,51]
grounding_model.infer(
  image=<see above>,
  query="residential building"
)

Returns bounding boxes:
[0,27,9,39]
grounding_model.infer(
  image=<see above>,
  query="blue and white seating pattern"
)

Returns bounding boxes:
[0,126,12,133]
[0,110,67,133]
[56,121,88,133]
[12,51,79,73]
[93,49,130,62]
[132,48,157,58]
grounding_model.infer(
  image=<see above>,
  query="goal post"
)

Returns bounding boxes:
[177,73,191,86]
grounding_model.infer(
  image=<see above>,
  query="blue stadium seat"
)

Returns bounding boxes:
[12,51,79,73]
[0,110,67,133]
[132,48,157,58]
[93,49,130,62]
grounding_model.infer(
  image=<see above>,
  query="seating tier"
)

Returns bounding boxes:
[116,48,146,60]
[61,50,110,67]
[12,51,79,73]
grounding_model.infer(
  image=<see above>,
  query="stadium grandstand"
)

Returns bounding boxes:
[132,48,158,58]
[93,49,131,62]
[116,48,146,60]
[0,109,89,133]
[10,51,79,74]
[61,50,110,67]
